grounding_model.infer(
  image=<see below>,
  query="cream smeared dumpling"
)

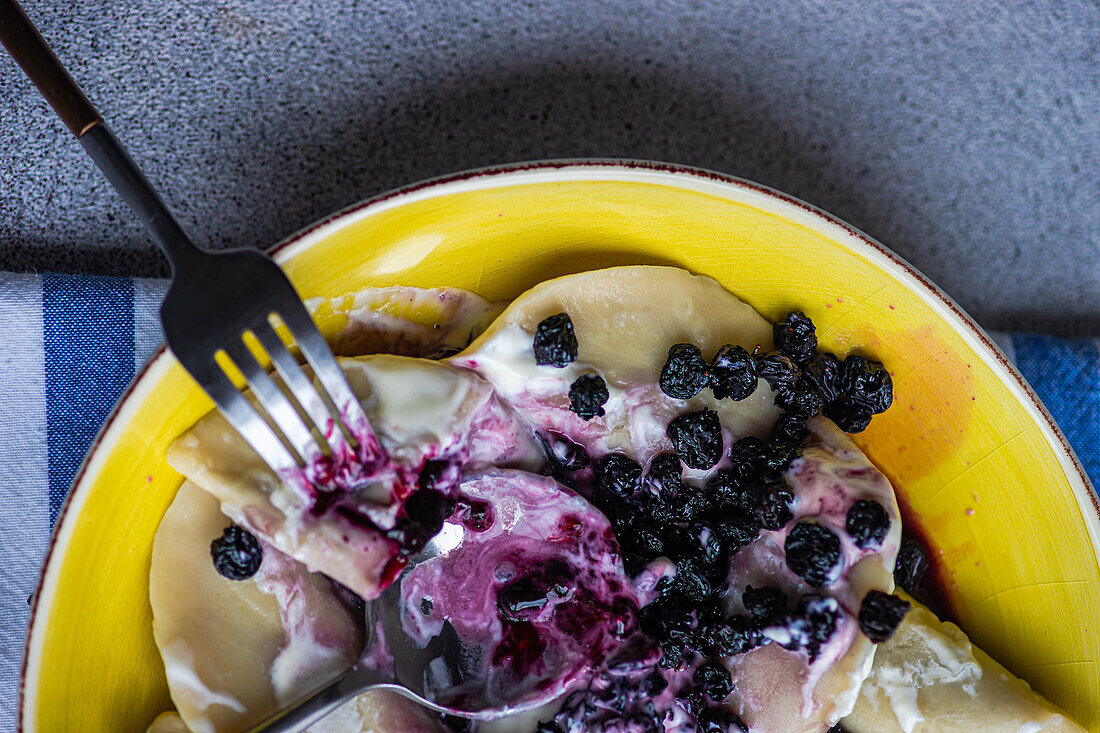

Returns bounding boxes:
[167,355,543,601]
[450,265,781,460]
[721,417,901,732]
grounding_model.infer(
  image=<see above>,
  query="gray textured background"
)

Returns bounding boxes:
[1,0,1097,336]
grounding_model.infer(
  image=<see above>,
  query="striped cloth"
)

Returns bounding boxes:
[0,272,1096,728]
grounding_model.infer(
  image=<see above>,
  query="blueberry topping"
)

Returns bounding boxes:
[697,708,749,733]
[824,401,874,433]
[657,634,687,669]
[773,311,818,364]
[533,313,578,367]
[858,590,911,642]
[846,498,891,550]
[418,459,460,493]
[714,512,761,548]
[596,453,643,497]
[667,409,723,469]
[772,412,811,443]
[727,436,770,485]
[894,536,930,593]
[645,452,683,494]
[743,585,788,620]
[568,373,609,420]
[706,470,757,516]
[784,521,843,586]
[387,489,457,556]
[210,525,263,580]
[797,593,840,657]
[803,352,843,403]
[540,432,589,470]
[659,343,710,399]
[756,482,795,530]
[776,376,825,418]
[769,613,815,650]
[763,438,804,477]
[708,344,758,400]
[756,351,801,391]
[840,355,894,414]
[704,613,765,656]
[670,558,713,603]
[693,660,734,701]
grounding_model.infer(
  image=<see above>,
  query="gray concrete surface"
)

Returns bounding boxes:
[0,0,1097,336]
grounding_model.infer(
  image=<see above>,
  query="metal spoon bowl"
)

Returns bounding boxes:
[245,521,553,732]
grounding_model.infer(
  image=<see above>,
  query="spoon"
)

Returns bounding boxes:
[245,521,551,732]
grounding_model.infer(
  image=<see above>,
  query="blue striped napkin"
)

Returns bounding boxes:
[0,272,1096,727]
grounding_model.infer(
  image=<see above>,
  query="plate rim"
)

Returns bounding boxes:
[19,158,1099,729]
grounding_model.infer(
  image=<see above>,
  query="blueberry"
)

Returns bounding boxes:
[803,352,843,403]
[670,485,708,523]
[858,590,911,642]
[776,376,825,418]
[671,558,713,603]
[645,452,683,494]
[706,470,757,515]
[840,355,894,414]
[539,432,589,470]
[659,343,709,399]
[824,400,874,433]
[743,585,788,620]
[773,311,818,364]
[708,344,758,400]
[770,613,815,650]
[676,685,708,717]
[420,597,434,615]
[682,519,726,563]
[772,412,811,443]
[628,524,668,558]
[596,453,642,497]
[797,593,840,657]
[756,351,801,392]
[727,436,770,485]
[418,459,460,493]
[696,708,749,733]
[391,489,456,555]
[706,614,765,655]
[785,521,843,586]
[566,373,609,420]
[210,525,263,580]
[756,482,795,530]
[894,536,930,593]
[533,313,578,367]
[764,438,804,477]
[657,634,687,669]
[693,661,733,701]
[667,409,724,469]
[715,512,761,549]
[846,499,891,550]
[641,599,695,638]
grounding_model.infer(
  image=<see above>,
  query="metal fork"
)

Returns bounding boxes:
[0,0,374,476]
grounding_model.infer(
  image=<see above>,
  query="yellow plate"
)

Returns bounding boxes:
[21,162,1100,731]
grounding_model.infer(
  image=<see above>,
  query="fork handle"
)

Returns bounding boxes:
[0,0,203,273]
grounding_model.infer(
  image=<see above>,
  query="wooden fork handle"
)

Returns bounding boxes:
[0,0,101,137]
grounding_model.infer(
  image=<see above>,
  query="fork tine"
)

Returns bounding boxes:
[202,361,302,477]
[277,306,373,443]
[223,340,324,466]
[251,321,352,457]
